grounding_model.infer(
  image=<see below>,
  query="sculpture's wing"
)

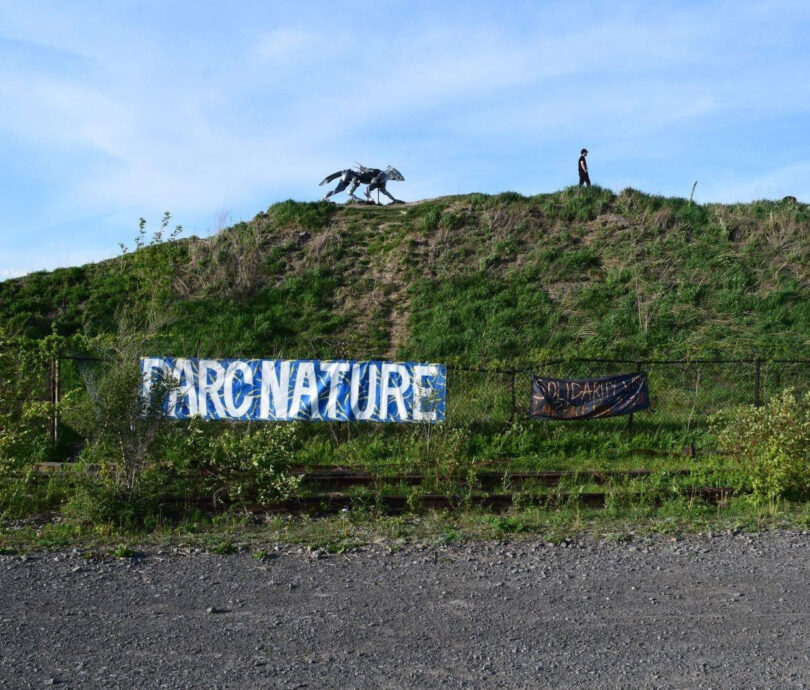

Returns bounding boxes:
[386,167,405,181]
[354,164,374,175]
[319,170,344,186]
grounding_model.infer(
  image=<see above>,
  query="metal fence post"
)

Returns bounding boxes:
[509,369,516,423]
[627,361,641,432]
[49,354,60,444]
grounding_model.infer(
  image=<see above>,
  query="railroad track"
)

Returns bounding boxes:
[190,486,736,515]
[294,467,693,490]
[34,463,735,515]
[35,463,695,488]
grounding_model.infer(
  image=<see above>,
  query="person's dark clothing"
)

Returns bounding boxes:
[578,155,590,187]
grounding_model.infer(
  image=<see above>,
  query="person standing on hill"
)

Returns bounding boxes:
[578,148,591,187]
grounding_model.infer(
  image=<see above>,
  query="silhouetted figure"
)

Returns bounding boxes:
[578,149,590,187]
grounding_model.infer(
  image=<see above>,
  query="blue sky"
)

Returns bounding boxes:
[2,1,809,278]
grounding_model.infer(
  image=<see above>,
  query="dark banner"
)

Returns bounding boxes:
[530,372,649,420]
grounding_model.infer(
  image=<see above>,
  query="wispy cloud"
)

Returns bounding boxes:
[1,1,809,276]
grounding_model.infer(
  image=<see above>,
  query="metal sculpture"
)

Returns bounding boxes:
[319,165,405,204]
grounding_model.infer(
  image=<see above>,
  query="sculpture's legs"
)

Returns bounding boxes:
[347,179,362,200]
[322,179,349,201]
[375,184,401,204]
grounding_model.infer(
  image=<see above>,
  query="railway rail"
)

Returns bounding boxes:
[31,463,736,516]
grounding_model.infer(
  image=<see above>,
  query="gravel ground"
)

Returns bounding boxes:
[2,530,810,689]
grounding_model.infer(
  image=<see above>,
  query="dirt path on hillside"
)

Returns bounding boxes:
[2,531,810,689]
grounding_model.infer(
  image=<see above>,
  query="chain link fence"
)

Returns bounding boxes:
[446,358,810,450]
[9,347,810,455]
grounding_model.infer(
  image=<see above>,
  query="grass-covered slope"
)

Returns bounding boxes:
[4,187,810,536]
[3,186,810,362]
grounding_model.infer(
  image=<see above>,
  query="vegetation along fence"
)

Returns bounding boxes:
[23,350,810,458]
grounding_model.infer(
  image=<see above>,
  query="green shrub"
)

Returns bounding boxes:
[0,401,51,469]
[176,419,303,505]
[714,390,810,502]
[0,331,61,515]
[79,355,175,499]
[60,478,143,527]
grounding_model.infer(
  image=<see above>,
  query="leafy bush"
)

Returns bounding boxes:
[0,401,51,470]
[175,419,303,505]
[77,353,175,499]
[60,480,131,526]
[0,402,52,515]
[714,390,810,502]
[0,329,63,514]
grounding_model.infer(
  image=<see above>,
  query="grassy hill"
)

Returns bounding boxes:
[3,186,809,362]
[2,186,810,538]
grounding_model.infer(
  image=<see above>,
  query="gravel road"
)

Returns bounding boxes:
[2,530,810,689]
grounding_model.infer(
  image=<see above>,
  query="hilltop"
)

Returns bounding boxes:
[2,186,809,362]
